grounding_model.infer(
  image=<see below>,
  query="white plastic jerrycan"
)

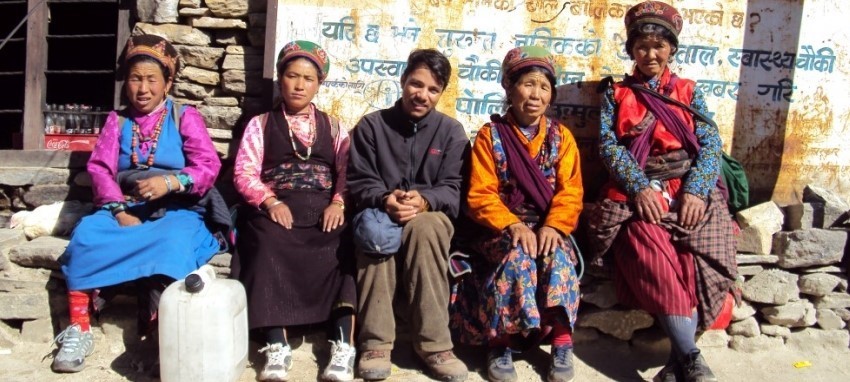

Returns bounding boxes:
[159,264,248,382]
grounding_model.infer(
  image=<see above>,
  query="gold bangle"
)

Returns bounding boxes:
[331,200,345,211]
[264,200,284,210]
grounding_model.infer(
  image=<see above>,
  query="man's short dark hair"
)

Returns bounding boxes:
[401,49,451,89]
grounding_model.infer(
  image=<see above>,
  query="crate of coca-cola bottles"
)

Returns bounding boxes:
[43,104,108,151]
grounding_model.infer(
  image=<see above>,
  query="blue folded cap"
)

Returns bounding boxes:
[352,208,403,256]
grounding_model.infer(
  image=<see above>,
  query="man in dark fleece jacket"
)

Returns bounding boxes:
[348,49,470,382]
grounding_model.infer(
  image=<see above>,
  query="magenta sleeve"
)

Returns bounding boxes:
[177,107,221,196]
[88,111,125,206]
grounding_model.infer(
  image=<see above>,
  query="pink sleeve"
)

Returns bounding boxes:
[233,115,275,208]
[332,118,351,203]
[88,111,124,206]
[177,107,222,196]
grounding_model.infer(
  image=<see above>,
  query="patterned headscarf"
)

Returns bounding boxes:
[124,34,179,78]
[500,45,556,90]
[276,40,330,82]
[624,1,684,37]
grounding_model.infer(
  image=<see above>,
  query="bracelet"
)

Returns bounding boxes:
[102,202,128,216]
[331,200,345,211]
[265,200,284,210]
[163,175,173,193]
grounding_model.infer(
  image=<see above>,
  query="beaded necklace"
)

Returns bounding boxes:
[285,110,315,161]
[130,106,168,169]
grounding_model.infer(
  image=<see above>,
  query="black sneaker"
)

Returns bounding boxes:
[681,350,717,382]
[487,347,517,382]
[547,345,575,382]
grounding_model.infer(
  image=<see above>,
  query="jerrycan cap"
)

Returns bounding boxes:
[185,273,205,293]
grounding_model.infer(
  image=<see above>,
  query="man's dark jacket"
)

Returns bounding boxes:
[347,100,470,218]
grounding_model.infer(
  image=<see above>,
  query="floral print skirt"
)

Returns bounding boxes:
[450,229,581,346]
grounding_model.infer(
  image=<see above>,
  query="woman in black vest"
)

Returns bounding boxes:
[232,40,355,382]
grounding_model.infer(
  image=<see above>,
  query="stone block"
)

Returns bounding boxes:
[172,98,204,107]
[728,316,760,337]
[225,45,264,55]
[0,229,26,254]
[21,318,53,343]
[198,105,242,131]
[222,69,264,96]
[784,203,819,230]
[801,265,845,274]
[813,292,850,309]
[737,224,779,254]
[0,290,50,320]
[580,280,617,309]
[215,30,249,45]
[760,300,816,328]
[816,309,846,330]
[742,269,799,305]
[173,82,217,100]
[179,0,201,7]
[571,327,600,344]
[736,201,783,229]
[799,273,842,297]
[206,0,249,18]
[204,97,240,106]
[697,330,730,348]
[137,0,178,23]
[0,168,70,187]
[738,265,763,276]
[179,66,221,86]
[835,308,850,321]
[175,45,225,71]
[8,236,68,270]
[190,17,248,29]
[729,335,784,353]
[785,328,850,351]
[803,185,850,228]
[178,7,211,16]
[222,54,264,71]
[577,309,654,340]
[774,229,847,268]
[207,128,233,141]
[760,324,791,338]
[21,184,92,207]
[133,23,211,47]
[731,300,756,321]
[736,254,778,265]
[212,140,233,159]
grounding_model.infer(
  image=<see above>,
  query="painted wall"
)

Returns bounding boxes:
[269,0,850,205]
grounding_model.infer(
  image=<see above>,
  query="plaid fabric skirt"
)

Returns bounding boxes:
[585,188,737,328]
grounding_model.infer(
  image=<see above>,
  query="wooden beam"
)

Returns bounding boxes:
[22,0,48,149]
[114,0,135,109]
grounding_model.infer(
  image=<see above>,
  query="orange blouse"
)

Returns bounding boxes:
[466,115,584,235]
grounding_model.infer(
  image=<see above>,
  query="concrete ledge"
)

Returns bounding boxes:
[0,150,91,169]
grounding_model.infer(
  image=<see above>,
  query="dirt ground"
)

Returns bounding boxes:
[2,322,849,382]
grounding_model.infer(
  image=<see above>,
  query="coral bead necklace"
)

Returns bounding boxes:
[130,106,168,169]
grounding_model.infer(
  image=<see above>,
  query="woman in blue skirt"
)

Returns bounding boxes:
[51,34,222,373]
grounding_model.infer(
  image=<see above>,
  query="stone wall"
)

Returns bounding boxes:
[136,0,270,160]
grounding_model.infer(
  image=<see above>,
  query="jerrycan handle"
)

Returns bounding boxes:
[184,264,216,293]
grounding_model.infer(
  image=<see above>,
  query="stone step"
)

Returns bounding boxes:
[8,236,69,270]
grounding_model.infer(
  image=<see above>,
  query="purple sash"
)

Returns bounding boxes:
[625,75,700,167]
[491,114,554,214]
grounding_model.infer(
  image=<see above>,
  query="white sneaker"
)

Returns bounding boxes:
[322,340,356,381]
[258,343,292,381]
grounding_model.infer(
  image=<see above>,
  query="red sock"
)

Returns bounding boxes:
[551,323,573,347]
[68,291,91,332]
